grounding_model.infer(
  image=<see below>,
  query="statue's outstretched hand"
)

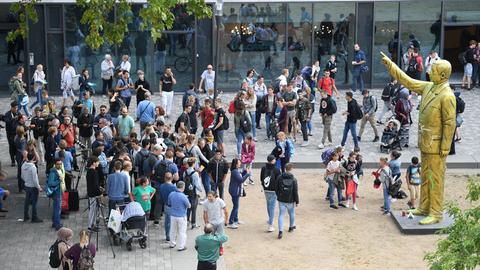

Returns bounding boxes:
[380,52,391,66]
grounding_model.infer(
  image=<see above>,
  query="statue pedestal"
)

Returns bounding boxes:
[391,211,454,235]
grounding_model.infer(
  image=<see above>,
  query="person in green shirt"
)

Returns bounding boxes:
[132,177,156,215]
[117,107,135,139]
[195,223,228,270]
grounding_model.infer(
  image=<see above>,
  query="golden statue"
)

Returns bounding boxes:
[381,52,456,225]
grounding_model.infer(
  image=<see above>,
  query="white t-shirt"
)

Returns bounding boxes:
[120,61,131,73]
[278,75,288,87]
[254,82,267,97]
[121,170,132,193]
[201,70,215,90]
[203,198,226,225]
[326,160,341,181]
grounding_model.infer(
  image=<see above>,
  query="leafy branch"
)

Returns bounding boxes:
[424,177,480,270]
[7,0,212,49]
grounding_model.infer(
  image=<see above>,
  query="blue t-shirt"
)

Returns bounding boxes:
[389,159,401,176]
[354,50,366,72]
[55,150,73,172]
[167,191,190,217]
[117,77,133,98]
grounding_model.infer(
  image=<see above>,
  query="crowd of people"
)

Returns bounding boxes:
[0,37,470,269]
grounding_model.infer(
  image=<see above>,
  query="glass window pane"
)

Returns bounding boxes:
[48,6,62,29]
[400,1,441,80]
[47,33,64,94]
[218,3,287,89]
[445,0,480,22]
[286,3,312,81]
[313,3,356,85]
[373,2,399,84]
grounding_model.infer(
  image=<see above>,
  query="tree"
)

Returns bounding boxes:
[7,0,212,49]
[424,177,480,270]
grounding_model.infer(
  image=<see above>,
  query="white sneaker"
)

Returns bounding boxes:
[301,141,309,147]
[353,204,359,211]
[267,225,275,232]
[345,201,350,208]
[317,143,325,149]
[391,198,397,203]
[228,224,238,229]
[327,142,333,146]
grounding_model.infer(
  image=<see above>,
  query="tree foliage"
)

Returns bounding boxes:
[424,177,480,270]
[7,0,212,49]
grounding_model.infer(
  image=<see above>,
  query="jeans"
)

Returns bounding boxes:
[327,180,342,206]
[383,185,391,213]
[228,195,240,224]
[197,261,217,270]
[120,96,131,109]
[265,113,273,139]
[52,194,62,229]
[16,156,24,192]
[300,120,308,141]
[341,121,359,148]
[377,100,393,123]
[352,70,364,92]
[18,96,30,116]
[102,78,112,95]
[278,157,290,173]
[187,195,198,225]
[235,129,245,155]
[307,119,312,134]
[164,205,171,239]
[321,114,333,144]
[201,170,211,193]
[170,216,187,249]
[7,137,15,163]
[278,202,295,232]
[249,111,257,138]
[88,197,97,229]
[264,191,277,226]
[211,181,224,200]
[473,62,480,86]
[24,187,39,219]
[30,88,43,109]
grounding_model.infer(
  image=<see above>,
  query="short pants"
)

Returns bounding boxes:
[464,63,473,77]
[62,87,75,99]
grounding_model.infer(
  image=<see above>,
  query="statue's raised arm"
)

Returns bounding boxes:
[380,52,429,95]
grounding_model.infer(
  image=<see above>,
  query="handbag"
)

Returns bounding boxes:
[108,209,122,233]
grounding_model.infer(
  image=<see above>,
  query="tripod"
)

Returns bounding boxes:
[85,197,116,258]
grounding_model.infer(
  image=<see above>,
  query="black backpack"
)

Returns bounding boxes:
[152,159,168,184]
[48,240,63,268]
[406,57,418,75]
[278,175,294,202]
[458,51,467,66]
[222,115,230,130]
[381,84,395,101]
[353,100,363,120]
[457,96,465,114]
[273,77,282,93]
[183,170,196,197]
[136,151,149,177]
[239,113,251,134]
[72,100,82,118]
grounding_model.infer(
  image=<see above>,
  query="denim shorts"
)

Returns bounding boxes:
[464,63,473,77]
[214,129,224,144]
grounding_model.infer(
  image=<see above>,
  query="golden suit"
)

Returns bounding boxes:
[383,57,456,220]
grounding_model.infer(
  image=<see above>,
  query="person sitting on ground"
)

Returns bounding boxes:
[0,168,10,215]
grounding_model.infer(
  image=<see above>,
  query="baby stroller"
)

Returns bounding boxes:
[380,119,402,153]
[116,202,148,251]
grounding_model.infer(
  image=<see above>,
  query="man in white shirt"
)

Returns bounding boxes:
[277,68,289,93]
[61,60,76,107]
[203,191,228,235]
[101,54,115,96]
[424,51,440,82]
[199,64,215,93]
[254,76,267,128]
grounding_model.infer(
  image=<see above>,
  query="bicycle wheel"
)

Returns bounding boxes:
[175,57,190,73]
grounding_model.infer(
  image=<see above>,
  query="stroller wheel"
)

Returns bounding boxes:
[113,235,120,246]
[139,237,147,249]
[126,239,133,251]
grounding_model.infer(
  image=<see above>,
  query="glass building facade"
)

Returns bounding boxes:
[0,0,479,94]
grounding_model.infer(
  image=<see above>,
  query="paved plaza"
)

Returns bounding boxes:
[0,87,478,269]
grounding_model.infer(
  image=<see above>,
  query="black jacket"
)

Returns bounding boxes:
[260,163,281,192]
[86,168,102,197]
[3,110,18,137]
[207,157,229,184]
[319,96,336,116]
[77,113,94,138]
[276,172,299,204]
[347,99,359,123]
[30,115,47,139]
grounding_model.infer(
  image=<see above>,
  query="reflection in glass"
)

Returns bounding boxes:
[286,3,312,81]
[313,3,356,85]
[218,3,287,89]
[445,0,480,23]
[372,2,399,84]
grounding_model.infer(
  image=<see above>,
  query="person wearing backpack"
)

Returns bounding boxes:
[50,227,73,270]
[406,48,423,80]
[405,156,421,210]
[276,163,299,239]
[377,79,398,124]
[65,230,96,270]
[233,100,252,155]
[271,131,295,173]
[296,91,312,147]
[208,149,229,200]
[115,70,134,109]
[212,98,228,157]
[317,90,336,149]
[340,92,360,152]
[461,40,477,90]
[227,158,251,229]
[317,69,340,97]
[184,157,204,230]
[260,155,281,233]
[357,89,379,143]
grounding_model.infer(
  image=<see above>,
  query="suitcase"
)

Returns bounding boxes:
[61,191,69,211]
[68,190,79,211]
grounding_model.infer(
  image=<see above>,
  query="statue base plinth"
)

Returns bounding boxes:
[391,211,454,235]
